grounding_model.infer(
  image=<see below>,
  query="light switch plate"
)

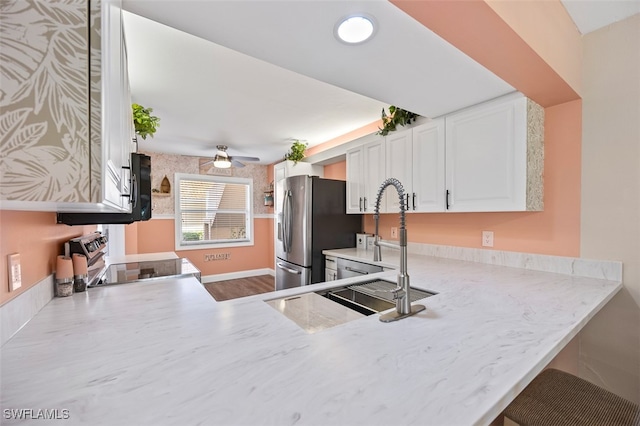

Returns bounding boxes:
[8,253,22,291]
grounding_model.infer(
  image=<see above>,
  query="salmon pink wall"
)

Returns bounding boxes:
[484,0,582,95]
[266,164,275,269]
[323,161,346,181]
[267,218,274,269]
[391,0,581,107]
[132,218,272,276]
[363,100,582,257]
[124,222,138,255]
[0,211,95,305]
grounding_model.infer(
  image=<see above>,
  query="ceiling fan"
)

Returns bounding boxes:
[202,145,260,168]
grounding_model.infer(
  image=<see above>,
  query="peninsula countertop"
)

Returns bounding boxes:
[0,253,621,425]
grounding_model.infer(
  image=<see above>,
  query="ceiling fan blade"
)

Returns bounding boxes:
[231,159,246,168]
[201,159,214,166]
[230,155,260,162]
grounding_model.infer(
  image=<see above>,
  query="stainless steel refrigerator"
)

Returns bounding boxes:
[276,175,362,290]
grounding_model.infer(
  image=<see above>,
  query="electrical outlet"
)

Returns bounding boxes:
[8,253,22,291]
[482,231,494,247]
[391,227,398,239]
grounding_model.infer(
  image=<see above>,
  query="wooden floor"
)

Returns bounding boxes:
[203,275,275,301]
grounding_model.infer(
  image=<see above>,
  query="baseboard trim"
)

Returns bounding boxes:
[202,268,275,284]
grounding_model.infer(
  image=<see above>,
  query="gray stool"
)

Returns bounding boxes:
[504,368,640,426]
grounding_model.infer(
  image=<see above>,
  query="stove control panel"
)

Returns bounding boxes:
[66,232,107,260]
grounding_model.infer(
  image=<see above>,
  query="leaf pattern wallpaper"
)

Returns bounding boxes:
[0,0,94,203]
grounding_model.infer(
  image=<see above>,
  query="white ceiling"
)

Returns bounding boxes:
[121,1,639,165]
[561,0,640,34]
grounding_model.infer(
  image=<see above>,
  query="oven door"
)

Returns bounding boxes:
[275,259,310,291]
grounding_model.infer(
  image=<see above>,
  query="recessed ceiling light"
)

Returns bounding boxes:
[335,15,376,44]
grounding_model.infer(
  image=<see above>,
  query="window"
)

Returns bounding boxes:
[175,174,253,250]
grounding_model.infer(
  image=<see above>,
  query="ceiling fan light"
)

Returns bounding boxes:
[213,154,231,168]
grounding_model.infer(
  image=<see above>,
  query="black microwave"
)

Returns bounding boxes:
[57,153,152,225]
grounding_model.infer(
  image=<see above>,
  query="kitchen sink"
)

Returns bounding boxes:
[316,279,436,316]
[265,279,436,333]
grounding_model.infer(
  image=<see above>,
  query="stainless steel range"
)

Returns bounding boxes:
[65,232,108,287]
[97,258,201,286]
[65,232,201,287]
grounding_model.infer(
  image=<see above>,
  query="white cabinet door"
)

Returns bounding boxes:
[385,127,413,212]
[101,0,130,210]
[0,0,133,212]
[363,138,386,214]
[412,119,446,212]
[346,135,385,214]
[445,95,528,212]
[325,269,337,281]
[384,120,445,213]
[345,147,364,214]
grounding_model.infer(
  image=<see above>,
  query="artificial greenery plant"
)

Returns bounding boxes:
[132,103,160,140]
[376,106,419,136]
[284,140,308,164]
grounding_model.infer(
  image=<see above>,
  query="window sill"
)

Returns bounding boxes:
[176,240,254,251]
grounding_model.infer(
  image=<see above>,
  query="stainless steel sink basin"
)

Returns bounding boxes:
[316,279,436,316]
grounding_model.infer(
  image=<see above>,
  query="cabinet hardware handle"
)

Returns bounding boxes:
[120,174,137,208]
[130,174,137,208]
[412,192,417,210]
[446,189,450,210]
[325,258,335,263]
[345,266,369,275]
[405,194,409,210]
[359,197,363,212]
[364,197,367,212]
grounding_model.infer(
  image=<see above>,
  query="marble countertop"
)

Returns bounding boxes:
[323,247,401,269]
[0,253,621,425]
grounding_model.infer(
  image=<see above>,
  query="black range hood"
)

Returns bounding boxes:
[57,153,152,225]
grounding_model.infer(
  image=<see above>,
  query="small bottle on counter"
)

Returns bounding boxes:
[55,255,74,297]
[72,253,88,292]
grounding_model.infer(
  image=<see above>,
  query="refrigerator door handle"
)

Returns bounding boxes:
[284,190,293,253]
[277,262,302,275]
[282,190,289,252]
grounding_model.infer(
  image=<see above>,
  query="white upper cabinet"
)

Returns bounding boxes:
[346,134,386,214]
[385,127,413,212]
[413,120,446,212]
[0,0,134,212]
[363,139,386,213]
[101,0,133,211]
[355,92,543,214]
[345,148,364,214]
[385,120,446,213]
[445,93,543,212]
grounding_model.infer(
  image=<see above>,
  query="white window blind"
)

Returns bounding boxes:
[175,174,253,249]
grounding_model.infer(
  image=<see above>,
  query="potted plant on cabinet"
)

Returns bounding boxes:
[376,106,419,136]
[132,103,160,140]
[284,140,308,164]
